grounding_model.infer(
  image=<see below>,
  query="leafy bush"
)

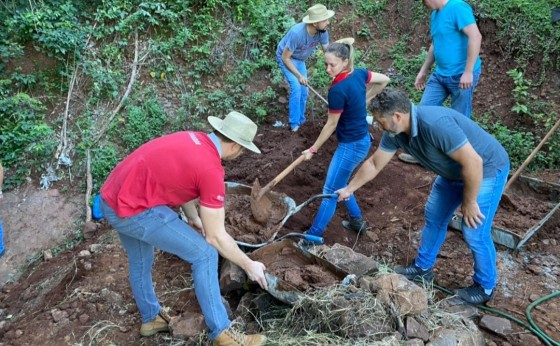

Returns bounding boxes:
[0,89,56,187]
[5,1,86,60]
[119,93,169,151]
[91,145,121,192]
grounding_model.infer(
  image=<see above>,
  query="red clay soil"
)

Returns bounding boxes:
[0,119,559,346]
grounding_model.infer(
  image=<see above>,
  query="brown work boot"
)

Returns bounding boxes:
[213,326,267,346]
[140,312,170,337]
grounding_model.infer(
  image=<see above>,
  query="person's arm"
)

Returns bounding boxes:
[199,206,268,290]
[302,112,339,160]
[181,200,204,235]
[336,149,394,200]
[415,44,435,90]
[366,73,391,104]
[448,142,484,228]
[460,23,482,89]
[281,47,308,86]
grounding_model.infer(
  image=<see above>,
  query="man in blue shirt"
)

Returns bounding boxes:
[337,89,510,305]
[400,0,482,164]
[276,4,334,132]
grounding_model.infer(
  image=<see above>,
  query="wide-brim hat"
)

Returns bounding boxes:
[302,4,335,23]
[208,111,261,153]
[335,37,355,45]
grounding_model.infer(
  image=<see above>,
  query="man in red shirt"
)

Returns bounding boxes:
[100,111,267,346]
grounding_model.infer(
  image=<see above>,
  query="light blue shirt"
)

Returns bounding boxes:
[431,0,482,76]
[276,22,329,61]
[380,104,509,180]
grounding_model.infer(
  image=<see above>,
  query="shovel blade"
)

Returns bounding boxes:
[250,178,273,224]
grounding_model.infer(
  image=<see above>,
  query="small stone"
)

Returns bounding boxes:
[43,249,53,261]
[79,314,90,323]
[78,250,91,258]
[89,244,103,253]
[83,262,92,271]
[15,329,23,338]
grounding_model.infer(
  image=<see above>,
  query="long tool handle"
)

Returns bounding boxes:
[308,84,328,105]
[504,116,560,191]
[292,193,338,215]
[258,155,306,199]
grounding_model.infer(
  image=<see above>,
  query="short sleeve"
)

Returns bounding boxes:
[428,117,468,155]
[328,87,345,114]
[379,133,399,152]
[198,168,226,209]
[454,2,476,31]
[320,31,329,45]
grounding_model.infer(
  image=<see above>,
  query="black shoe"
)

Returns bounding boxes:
[394,262,434,282]
[342,217,367,234]
[456,283,495,305]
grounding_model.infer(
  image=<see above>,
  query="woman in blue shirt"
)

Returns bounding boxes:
[302,39,390,238]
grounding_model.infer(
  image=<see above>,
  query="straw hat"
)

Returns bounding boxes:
[302,4,335,23]
[208,111,261,153]
[336,37,355,45]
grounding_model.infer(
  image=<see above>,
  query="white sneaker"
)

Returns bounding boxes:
[398,153,420,164]
[291,126,299,132]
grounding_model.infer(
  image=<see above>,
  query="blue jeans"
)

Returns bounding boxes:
[415,163,510,290]
[420,69,481,118]
[307,134,372,236]
[277,56,308,129]
[100,198,230,339]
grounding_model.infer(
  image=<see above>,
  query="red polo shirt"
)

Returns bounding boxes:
[101,131,225,217]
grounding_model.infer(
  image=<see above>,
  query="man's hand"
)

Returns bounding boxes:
[415,70,428,90]
[461,201,485,229]
[335,187,352,201]
[459,71,474,89]
[298,75,308,86]
[245,260,268,290]
[188,216,205,237]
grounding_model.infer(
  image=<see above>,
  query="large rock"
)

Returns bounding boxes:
[360,274,428,316]
[219,259,246,293]
[322,243,379,275]
[169,313,206,339]
[427,319,485,346]
[479,315,512,337]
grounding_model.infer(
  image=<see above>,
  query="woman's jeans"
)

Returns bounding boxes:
[100,198,230,339]
[307,134,372,236]
[415,163,510,290]
[420,68,481,118]
[277,56,308,130]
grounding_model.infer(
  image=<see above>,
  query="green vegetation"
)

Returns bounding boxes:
[0,0,558,193]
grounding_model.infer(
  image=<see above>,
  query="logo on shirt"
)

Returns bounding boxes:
[188,131,201,145]
[217,195,225,202]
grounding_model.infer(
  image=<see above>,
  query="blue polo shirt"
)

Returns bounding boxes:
[431,0,482,76]
[276,22,329,61]
[380,105,509,180]
[328,69,372,143]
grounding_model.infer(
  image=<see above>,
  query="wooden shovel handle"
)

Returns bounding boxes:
[258,155,306,199]
[505,116,560,191]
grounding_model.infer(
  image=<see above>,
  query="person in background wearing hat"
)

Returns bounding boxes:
[276,4,335,132]
[399,0,482,164]
[0,161,5,258]
[301,39,390,239]
[100,111,267,346]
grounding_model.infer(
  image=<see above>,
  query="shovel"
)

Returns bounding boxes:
[502,116,560,207]
[251,154,306,223]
